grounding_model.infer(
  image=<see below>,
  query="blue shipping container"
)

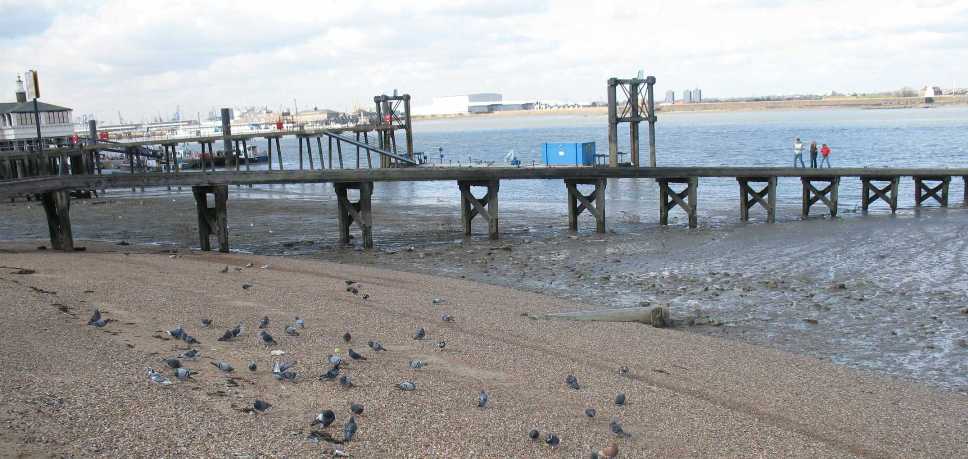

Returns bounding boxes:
[542,142,596,166]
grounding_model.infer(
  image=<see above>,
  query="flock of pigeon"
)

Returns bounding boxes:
[87,277,626,457]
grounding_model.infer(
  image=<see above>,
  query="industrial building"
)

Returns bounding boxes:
[0,75,74,151]
[681,89,693,104]
[664,90,676,104]
[413,93,536,115]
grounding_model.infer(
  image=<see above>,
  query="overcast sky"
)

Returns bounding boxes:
[1,0,966,123]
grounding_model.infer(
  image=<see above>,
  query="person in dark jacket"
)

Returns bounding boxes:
[809,141,819,168]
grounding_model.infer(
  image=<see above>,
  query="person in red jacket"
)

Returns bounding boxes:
[820,144,831,168]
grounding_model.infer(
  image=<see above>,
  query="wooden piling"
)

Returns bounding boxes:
[274,137,283,170]
[737,177,776,223]
[298,136,304,170]
[565,178,606,232]
[913,176,949,207]
[458,179,500,239]
[607,78,618,167]
[40,190,73,251]
[658,177,698,228]
[334,181,374,248]
[801,177,839,218]
[192,185,229,252]
[266,137,274,171]
[861,177,899,213]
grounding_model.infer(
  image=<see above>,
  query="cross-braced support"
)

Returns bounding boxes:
[658,177,698,228]
[913,176,949,207]
[801,177,839,218]
[861,177,899,213]
[192,185,229,252]
[565,178,606,232]
[374,93,413,168]
[737,177,776,223]
[607,76,657,167]
[335,181,374,248]
[458,180,500,240]
[40,190,73,250]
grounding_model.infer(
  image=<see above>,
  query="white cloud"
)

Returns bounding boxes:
[0,0,965,122]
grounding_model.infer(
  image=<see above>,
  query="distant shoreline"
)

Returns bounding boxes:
[412,95,968,122]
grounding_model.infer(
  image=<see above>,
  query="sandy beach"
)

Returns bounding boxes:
[0,243,966,457]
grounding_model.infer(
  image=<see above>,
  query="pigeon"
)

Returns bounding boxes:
[339,375,354,388]
[245,262,254,268]
[174,367,195,381]
[409,360,425,369]
[435,340,446,350]
[361,293,369,300]
[320,367,340,380]
[441,314,453,322]
[348,287,359,295]
[220,265,229,273]
[618,366,630,376]
[272,361,297,381]
[342,332,352,343]
[413,328,425,340]
[367,340,385,352]
[211,361,234,372]
[545,433,560,447]
[478,390,489,408]
[253,399,271,412]
[615,393,626,406]
[259,329,276,347]
[146,367,172,385]
[585,408,597,418]
[529,429,540,440]
[87,309,100,324]
[217,329,234,341]
[432,298,444,304]
[231,322,243,337]
[162,358,181,369]
[348,349,365,360]
[295,317,305,328]
[350,403,364,415]
[398,381,416,391]
[259,316,270,329]
[166,325,185,339]
[345,280,356,285]
[248,361,257,371]
[311,410,336,427]
[609,418,630,437]
[200,319,212,328]
[328,354,343,367]
[343,416,358,442]
[565,374,580,390]
[285,324,299,336]
[181,334,199,344]
[179,349,199,359]
[242,283,253,290]
[87,309,106,327]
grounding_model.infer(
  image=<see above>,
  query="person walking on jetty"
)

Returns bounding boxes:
[809,141,819,168]
[793,137,805,168]
[820,143,831,168]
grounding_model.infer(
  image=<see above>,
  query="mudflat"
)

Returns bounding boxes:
[0,244,965,457]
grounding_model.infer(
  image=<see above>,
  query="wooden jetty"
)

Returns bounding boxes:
[3,167,968,252]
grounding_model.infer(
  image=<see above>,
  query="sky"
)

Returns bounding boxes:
[1,0,966,123]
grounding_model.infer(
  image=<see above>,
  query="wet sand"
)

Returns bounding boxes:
[1,192,966,393]
[0,245,966,457]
